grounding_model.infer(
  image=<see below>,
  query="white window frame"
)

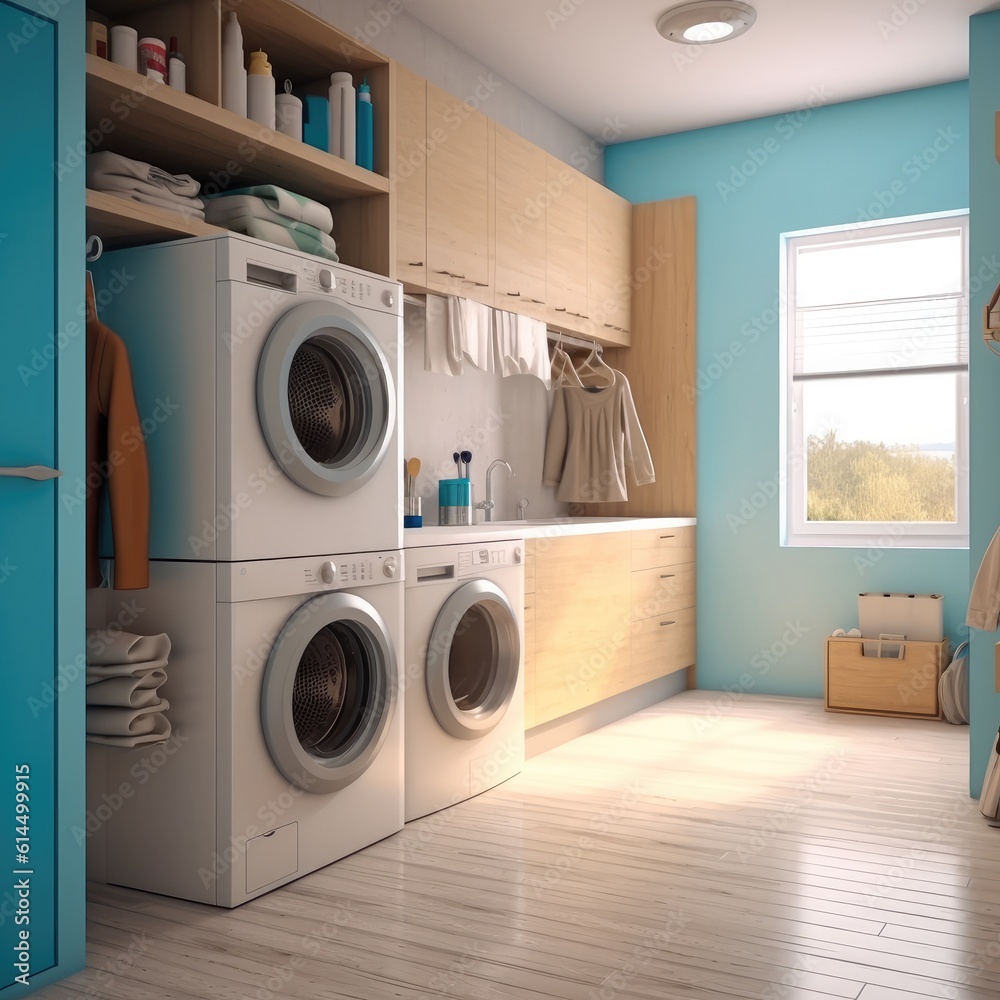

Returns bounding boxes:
[780,211,969,550]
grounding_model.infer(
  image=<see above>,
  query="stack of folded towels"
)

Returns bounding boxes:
[87,151,205,221]
[203,184,339,261]
[86,629,172,747]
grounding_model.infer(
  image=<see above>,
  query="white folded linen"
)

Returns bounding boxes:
[448,296,494,373]
[203,185,333,234]
[87,629,171,666]
[86,670,167,708]
[97,189,206,221]
[91,172,205,210]
[87,151,201,198]
[422,293,463,375]
[496,310,551,387]
[86,713,172,748]
[86,700,171,738]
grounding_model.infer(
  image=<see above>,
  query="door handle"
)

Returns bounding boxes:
[0,465,63,481]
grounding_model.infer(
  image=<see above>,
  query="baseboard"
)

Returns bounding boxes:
[525,669,690,758]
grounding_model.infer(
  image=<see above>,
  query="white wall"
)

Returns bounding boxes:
[402,302,567,524]
[295,0,603,180]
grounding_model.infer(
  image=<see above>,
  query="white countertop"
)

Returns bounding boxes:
[404,516,696,547]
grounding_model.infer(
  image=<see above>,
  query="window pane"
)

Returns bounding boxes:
[801,372,958,523]
[796,229,964,307]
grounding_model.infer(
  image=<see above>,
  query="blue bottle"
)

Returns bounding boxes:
[356,77,373,171]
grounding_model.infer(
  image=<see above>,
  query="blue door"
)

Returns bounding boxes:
[0,0,85,993]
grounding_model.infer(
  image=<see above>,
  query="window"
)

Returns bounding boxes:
[781,212,969,548]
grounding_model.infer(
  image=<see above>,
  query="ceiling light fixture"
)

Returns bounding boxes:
[656,2,756,45]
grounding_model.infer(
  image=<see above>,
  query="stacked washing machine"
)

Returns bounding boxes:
[89,233,405,906]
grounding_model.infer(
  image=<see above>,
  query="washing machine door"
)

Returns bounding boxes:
[257,299,395,497]
[426,580,521,740]
[261,592,397,793]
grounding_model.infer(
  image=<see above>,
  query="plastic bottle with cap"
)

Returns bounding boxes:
[168,36,186,93]
[328,71,356,164]
[221,11,247,116]
[275,80,303,141]
[247,49,276,129]
[356,77,373,171]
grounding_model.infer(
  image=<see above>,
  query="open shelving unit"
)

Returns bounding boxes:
[84,0,395,274]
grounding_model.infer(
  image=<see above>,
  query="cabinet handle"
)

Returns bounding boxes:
[659,620,676,628]
[530,298,545,304]
[470,281,489,287]
[506,291,521,297]
[603,322,615,329]
[408,261,424,267]
[0,465,62,480]
[659,573,675,579]
[433,269,466,280]
[554,307,567,312]
[659,534,675,539]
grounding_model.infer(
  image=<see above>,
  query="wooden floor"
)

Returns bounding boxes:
[38,693,999,1000]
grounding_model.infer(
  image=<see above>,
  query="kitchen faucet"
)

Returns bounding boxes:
[476,459,512,522]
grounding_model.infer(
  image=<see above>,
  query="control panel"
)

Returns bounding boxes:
[456,541,523,578]
[220,550,404,603]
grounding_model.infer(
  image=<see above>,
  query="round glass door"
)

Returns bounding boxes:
[261,593,396,793]
[425,580,520,740]
[257,299,395,497]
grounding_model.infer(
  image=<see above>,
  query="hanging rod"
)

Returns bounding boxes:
[546,329,603,354]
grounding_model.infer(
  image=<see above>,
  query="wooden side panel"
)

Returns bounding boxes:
[392,61,426,287]
[532,533,630,726]
[585,196,696,517]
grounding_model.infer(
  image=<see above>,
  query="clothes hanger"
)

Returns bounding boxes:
[574,341,615,389]
[549,334,583,388]
[86,235,103,328]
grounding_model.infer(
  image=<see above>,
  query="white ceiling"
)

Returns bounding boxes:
[405,0,999,141]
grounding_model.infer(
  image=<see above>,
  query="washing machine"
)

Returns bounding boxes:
[404,540,525,821]
[89,550,404,907]
[91,233,402,560]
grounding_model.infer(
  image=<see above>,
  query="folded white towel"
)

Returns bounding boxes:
[97,190,207,221]
[87,630,171,666]
[86,658,168,683]
[87,151,201,198]
[86,713,172,748]
[422,294,463,375]
[91,173,205,210]
[86,700,170,738]
[204,185,333,235]
[86,670,167,708]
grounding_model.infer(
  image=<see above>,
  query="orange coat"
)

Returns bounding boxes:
[86,278,150,590]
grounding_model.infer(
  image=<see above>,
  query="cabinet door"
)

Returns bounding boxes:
[394,62,427,288]
[545,155,588,324]
[532,533,630,725]
[494,124,546,318]
[426,83,492,293]
[588,181,632,345]
[1,0,86,990]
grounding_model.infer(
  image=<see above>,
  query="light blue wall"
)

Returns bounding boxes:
[607,83,970,698]
[968,12,1000,797]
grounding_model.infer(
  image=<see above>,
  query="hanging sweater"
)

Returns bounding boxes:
[542,369,655,503]
[86,283,150,590]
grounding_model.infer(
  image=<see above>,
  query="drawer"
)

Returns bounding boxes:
[825,638,945,719]
[629,606,696,688]
[631,563,695,621]
[246,821,298,893]
[631,525,695,571]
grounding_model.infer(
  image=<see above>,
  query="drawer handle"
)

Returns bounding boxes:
[659,534,675,539]
[659,620,676,627]
[506,291,521,297]
[554,306,567,312]
[659,573,675,579]
[408,261,424,267]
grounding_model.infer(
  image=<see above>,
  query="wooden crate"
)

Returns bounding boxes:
[825,636,947,720]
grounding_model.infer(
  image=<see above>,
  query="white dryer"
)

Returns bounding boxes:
[92,233,402,560]
[90,551,403,906]
[404,540,525,822]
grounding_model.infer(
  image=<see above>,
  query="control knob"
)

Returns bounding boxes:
[382,290,395,308]
[319,268,334,290]
[320,561,336,584]
[382,556,398,578]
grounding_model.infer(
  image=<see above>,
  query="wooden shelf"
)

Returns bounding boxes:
[85,56,389,205]
[86,189,222,248]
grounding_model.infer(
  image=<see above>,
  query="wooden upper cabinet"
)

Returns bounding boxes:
[587,181,632,345]
[494,123,546,317]
[393,62,427,287]
[545,154,588,324]
[425,83,492,293]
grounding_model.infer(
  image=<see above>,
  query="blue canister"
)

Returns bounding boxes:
[438,478,473,525]
[301,94,329,152]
